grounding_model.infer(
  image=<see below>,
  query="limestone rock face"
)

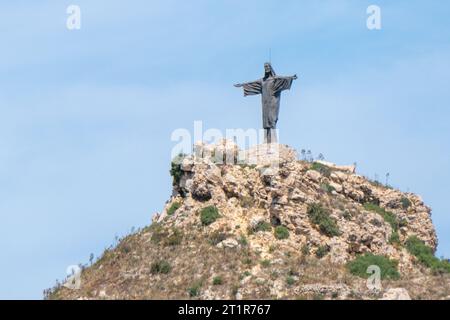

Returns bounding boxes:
[51,141,447,301]
[381,288,411,300]
[164,142,437,266]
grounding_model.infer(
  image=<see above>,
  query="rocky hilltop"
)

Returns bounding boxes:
[49,141,449,300]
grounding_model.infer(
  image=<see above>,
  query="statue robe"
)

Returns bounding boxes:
[241,76,294,129]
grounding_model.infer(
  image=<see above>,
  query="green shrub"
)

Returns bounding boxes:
[315,245,330,258]
[286,276,296,286]
[170,154,186,185]
[188,281,202,297]
[405,236,433,258]
[200,206,220,226]
[251,221,272,233]
[307,203,341,237]
[151,225,183,246]
[363,203,399,231]
[342,210,352,220]
[274,226,290,240]
[310,162,331,177]
[301,244,310,256]
[167,202,181,216]
[400,197,412,210]
[389,232,401,246]
[212,276,223,285]
[150,260,171,274]
[260,259,271,268]
[238,234,248,246]
[405,236,450,273]
[320,183,335,193]
[346,254,400,280]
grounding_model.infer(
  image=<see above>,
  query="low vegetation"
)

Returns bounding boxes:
[150,225,183,246]
[167,202,181,216]
[363,203,399,231]
[389,232,401,246]
[310,162,332,177]
[188,280,202,297]
[260,259,271,268]
[213,276,223,285]
[208,231,228,246]
[301,244,310,256]
[307,203,341,237]
[405,236,450,274]
[150,260,171,274]
[274,226,290,240]
[166,228,183,246]
[250,221,272,234]
[400,197,412,210]
[320,183,335,194]
[315,245,330,258]
[286,276,296,286]
[346,253,400,280]
[238,234,248,246]
[150,223,166,244]
[200,206,220,226]
[170,153,186,185]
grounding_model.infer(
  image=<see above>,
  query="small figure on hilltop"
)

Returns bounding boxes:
[234,63,297,143]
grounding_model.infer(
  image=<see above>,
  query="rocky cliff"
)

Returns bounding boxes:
[49,141,449,300]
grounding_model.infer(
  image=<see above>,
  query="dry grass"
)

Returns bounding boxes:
[49,224,450,300]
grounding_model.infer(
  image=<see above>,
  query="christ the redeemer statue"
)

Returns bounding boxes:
[234,63,297,143]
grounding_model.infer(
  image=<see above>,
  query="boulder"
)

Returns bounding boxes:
[181,158,194,172]
[316,160,356,174]
[217,238,239,249]
[381,288,411,300]
[306,170,321,182]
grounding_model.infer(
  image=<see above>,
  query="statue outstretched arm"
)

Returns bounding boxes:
[277,74,298,80]
[234,79,262,96]
[272,75,297,93]
[234,79,261,87]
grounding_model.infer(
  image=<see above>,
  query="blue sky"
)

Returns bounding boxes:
[1,0,449,299]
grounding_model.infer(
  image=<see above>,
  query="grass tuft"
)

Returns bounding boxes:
[307,203,341,237]
[200,206,220,226]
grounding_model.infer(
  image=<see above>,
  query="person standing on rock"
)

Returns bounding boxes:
[234,63,297,144]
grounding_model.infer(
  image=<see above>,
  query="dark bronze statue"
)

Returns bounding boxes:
[235,63,297,143]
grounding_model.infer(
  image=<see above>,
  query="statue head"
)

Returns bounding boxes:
[264,63,276,78]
